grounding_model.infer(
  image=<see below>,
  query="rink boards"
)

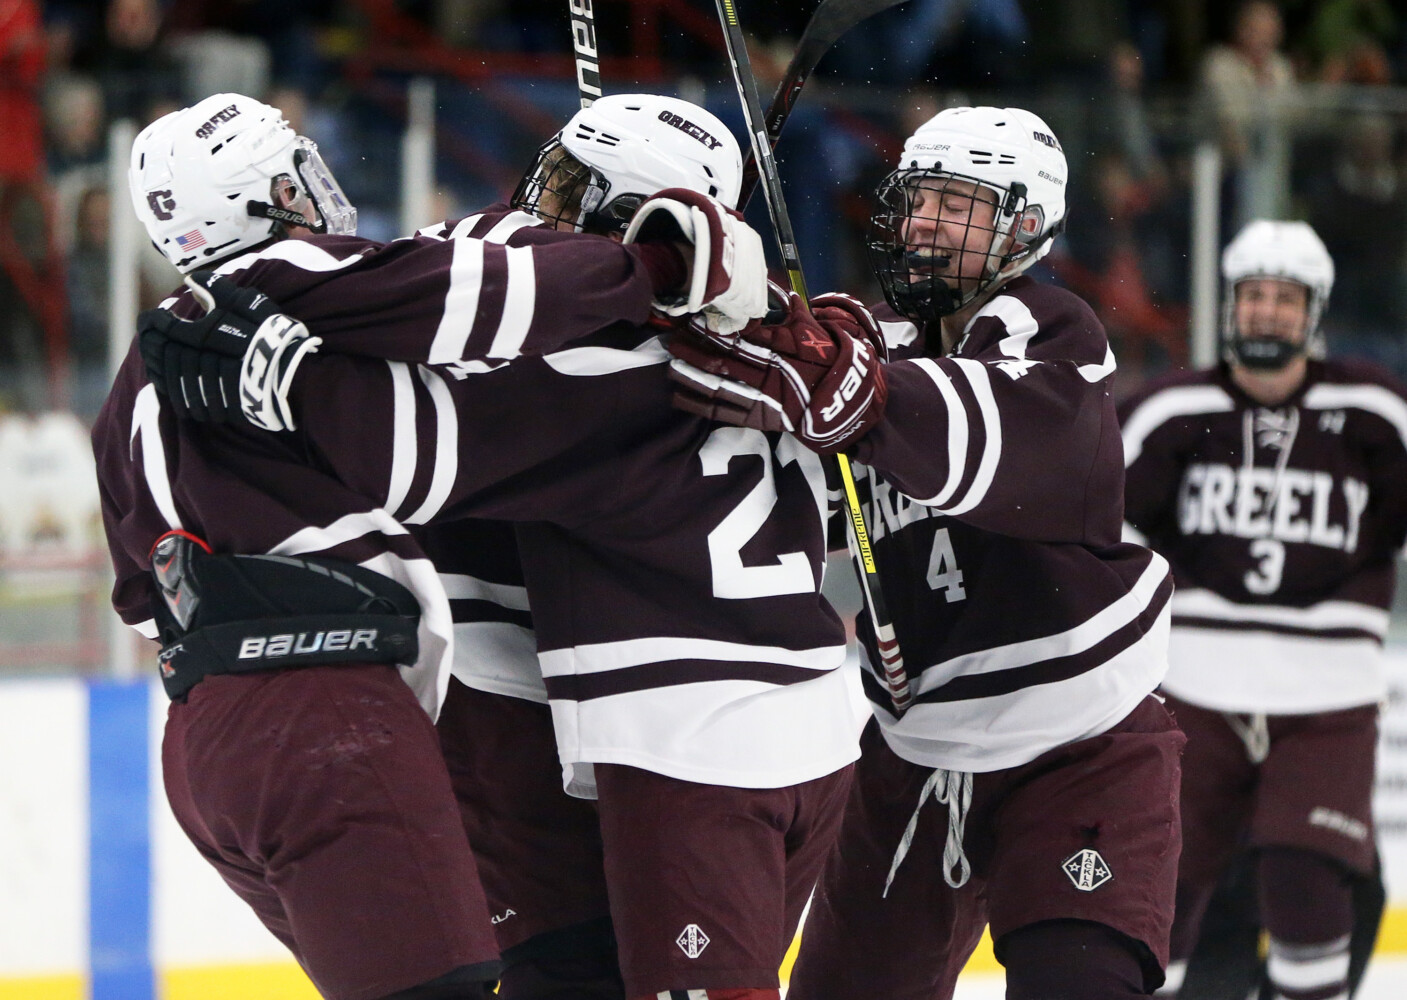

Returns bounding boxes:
[2,653,1406,1000]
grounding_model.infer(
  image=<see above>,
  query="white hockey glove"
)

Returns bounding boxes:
[138,271,321,432]
[622,187,768,335]
[237,312,321,432]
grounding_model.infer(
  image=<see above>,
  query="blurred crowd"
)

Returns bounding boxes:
[3,0,1407,421]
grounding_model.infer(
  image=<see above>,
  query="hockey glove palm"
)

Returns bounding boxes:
[139,271,321,432]
[622,187,768,335]
[667,287,889,454]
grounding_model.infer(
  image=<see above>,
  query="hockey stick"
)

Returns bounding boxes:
[739,0,911,208]
[712,0,912,715]
[568,0,602,107]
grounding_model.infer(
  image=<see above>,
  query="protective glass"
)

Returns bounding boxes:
[293,136,357,236]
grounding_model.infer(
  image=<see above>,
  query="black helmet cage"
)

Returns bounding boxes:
[511,137,644,236]
[1221,276,1325,370]
[868,167,1056,325]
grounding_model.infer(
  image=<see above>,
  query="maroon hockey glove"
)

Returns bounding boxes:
[623,187,768,335]
[668,286,889,454]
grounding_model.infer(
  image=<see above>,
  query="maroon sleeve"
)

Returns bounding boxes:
[1118,379,1192,546]
[190,207,661,364]
[852,281,1124,545]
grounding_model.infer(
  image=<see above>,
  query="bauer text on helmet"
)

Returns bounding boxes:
[867,106,1067,323]
[1221,220,1335,370]
[129,93,356,273]
[512,94,743,235]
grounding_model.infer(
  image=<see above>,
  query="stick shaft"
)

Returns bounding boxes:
[568,0,602,107]
[712,0,909,713]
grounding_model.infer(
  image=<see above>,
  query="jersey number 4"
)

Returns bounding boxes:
[927,527,967,602]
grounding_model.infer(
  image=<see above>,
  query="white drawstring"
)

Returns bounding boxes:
[883,767,973,897]
[1241,406,1301,523]
[1226,711,1271,764]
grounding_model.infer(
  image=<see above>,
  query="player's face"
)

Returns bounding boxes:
[902,177,1001,291]
[1233,278,1310,345]
[271,174,316,232]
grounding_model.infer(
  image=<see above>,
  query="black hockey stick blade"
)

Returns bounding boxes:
[740,0,912,206]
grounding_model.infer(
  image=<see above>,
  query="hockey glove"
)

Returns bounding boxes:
[138,271,322,432]
[667,287,889,454]
[622,187,767,336]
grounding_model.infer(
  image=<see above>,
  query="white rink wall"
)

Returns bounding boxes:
[2,651,1406,998]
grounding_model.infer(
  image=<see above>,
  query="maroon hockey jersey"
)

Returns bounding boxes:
[845,277,1173,771]
[94,207,860,789]
[1120,358,1407,713]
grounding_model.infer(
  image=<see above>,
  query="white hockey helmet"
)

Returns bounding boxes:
[511,93,742,234]
[130,93,356,273]
[869,106,1068,321]
[1221,219,1335,368]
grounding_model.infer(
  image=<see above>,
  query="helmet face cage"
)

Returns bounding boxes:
[868,168,1033,324]
[511,138,641,236]
[1221,277,1326,370]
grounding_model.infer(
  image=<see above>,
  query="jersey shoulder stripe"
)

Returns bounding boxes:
[1121,382,1235,465]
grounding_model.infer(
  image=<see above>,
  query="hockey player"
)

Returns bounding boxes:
[109,93,876,1000]
[98,92,770,1000]
[668,106,1183,998]
[1119,220,1407,999]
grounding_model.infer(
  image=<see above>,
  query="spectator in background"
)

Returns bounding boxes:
[1305,114,1407,378]
[43,74,107,256]
[1306,0,1396,84]
[64,186,109,419]
[0,0,52,414]
[1201,0,1296,225]
[71,0,178,123]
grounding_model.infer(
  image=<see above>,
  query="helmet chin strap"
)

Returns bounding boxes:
[248,200,320,232]
[1230,336,1304,370]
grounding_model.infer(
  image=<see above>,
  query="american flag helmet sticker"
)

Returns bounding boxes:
[175,229,207,250]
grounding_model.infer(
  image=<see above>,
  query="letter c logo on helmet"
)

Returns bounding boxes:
[146,190,176,221]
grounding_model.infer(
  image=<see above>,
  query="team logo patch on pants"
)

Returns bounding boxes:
[1062,849,1113,891]
[676,923,710,958]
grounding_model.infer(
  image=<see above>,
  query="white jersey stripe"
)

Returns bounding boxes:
[428,237,485,363]
[383,361,418,518]
[1121,520,1149,546]
[482,211,542,243]
[269,508,410,556]
[439,571,531,611]
[985,295,1040,359]
[911,358,970,507]
[212,239,370,276]
[131,384,181,529]
[405,366,458,525]
[878,318,919,350]
[538,636,845,677]
[913,554,1170,692]
[1078,344,1118,383]
[1170,587,1390,636]
[1122,384,1235,465]
[937,358,1001,515]
[870,605,1169,772]
[544,338,671,376]
[1165,626,1384,713]
[1303,382,1407,452]
[130,618,159,640]
[488,245,536,358]
[448,214,485,240]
